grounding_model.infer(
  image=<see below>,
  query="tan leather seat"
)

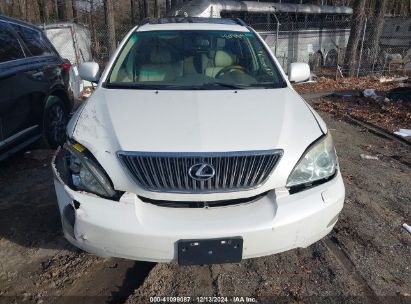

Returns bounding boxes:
[205,50,234,78]
[183,53,209,75]
[139,48,175,82]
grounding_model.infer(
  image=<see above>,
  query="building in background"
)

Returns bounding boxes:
[171,0,353,72]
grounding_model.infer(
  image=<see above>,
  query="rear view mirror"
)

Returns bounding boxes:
[288,63,310,83]
[78,62,100,83]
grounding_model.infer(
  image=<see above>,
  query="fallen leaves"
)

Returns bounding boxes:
[294,76,406,94]
[313,96,411,140]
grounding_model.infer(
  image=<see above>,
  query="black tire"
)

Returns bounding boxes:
[43,96,68,149]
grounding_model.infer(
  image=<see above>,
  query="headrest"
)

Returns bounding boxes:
[214,50,233,67]
[150,48,172,64]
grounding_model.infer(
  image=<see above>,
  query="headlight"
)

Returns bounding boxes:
[64,141,117,198]
[287,133,337,188]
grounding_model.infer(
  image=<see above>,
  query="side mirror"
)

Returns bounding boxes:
[78,62,100,83]
[288,63,310,83]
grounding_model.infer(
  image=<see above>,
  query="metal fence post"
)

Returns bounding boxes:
[357,17,367,77]
[271,11,280,57]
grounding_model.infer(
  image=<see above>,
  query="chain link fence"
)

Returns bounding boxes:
[43,14,411,79]
[251,19,350,77]
[358,16,411,76]
[250,15,411,78]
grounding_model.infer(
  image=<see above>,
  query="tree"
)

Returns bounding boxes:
[154,0,160,18]
[343,0,367,76]
[72,0,78,21]
[57,0,74,21]
[104,0,116,56]
[365,0,388,65]
[130,0,136,24]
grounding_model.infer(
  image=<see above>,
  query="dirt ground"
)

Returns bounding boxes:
[0,94,410,304]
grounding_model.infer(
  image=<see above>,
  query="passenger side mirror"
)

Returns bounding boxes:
[78,62,100,83]
[288,63,311,83]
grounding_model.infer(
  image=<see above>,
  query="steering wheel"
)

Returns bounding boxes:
[215,65,249,78]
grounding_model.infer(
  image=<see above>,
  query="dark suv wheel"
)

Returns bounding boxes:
[43,96,68,149]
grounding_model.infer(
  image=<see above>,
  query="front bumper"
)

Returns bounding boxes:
[53,166,345,262]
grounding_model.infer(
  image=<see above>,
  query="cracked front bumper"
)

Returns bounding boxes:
[53,162,345,262]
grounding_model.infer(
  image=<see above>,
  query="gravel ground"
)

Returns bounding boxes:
[0,95,410,304]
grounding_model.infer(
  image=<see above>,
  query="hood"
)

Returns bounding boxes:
[73,88,323,155]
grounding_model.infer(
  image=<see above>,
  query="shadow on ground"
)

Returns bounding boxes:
[0,149,76,252]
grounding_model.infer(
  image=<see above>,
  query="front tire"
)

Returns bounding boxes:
[43,96,68,149]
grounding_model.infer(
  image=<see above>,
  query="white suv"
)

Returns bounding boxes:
[52,18,344,265]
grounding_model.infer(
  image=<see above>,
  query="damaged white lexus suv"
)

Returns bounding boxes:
[52,17,345,265]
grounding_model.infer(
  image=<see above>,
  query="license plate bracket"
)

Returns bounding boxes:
[177,237,243,265]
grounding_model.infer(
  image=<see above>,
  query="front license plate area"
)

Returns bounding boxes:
[177,237,243,265]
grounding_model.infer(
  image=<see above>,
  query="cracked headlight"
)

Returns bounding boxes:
[287,133,337,188]
[64,142,117,198]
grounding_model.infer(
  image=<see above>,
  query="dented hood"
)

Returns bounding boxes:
[72,88,323,156]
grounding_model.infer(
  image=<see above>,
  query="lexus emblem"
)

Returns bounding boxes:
[188,163,215,181]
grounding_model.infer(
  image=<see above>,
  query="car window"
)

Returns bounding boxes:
[107,30,286,90]
[10,24,53,57]
[0,22,25,63]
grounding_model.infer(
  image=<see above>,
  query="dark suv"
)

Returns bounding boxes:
[0,16,72,161]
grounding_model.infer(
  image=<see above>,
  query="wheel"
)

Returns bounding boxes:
[43,96,68,149]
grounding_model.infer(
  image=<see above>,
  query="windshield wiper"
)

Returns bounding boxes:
[104,83,167,90]
[104,82,282,90]
[203,82,250,89]
[141,83,248,90]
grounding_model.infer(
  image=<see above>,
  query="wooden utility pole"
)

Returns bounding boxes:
[104,0,116,56]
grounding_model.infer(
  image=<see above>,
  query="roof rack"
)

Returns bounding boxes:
[139,17,248,27]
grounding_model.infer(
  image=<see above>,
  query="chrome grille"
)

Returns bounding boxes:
[118,150,282,193]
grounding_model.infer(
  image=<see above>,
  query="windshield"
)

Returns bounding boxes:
[107,30,286,90]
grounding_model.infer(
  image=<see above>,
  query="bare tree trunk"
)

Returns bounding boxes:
[343,0,367,76]
[143,0,149,18]
[57,0,65,20]
[54,0,58,19]
[138,0,146,20]
[0,1,7,15]
[27,0,41,23]
[89,0,100,61]
[15,0,27,21]
[57,0,73,21]
[165,0,172,14]
[104,0,116,56]
[130,0,136,24]
[366,0,388,64]
[37,0,47,23]
[72,0,77,21]
[154,0,159,17]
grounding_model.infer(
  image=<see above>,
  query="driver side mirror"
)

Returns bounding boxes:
[79,62,100,83]
[288,63,310,83]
